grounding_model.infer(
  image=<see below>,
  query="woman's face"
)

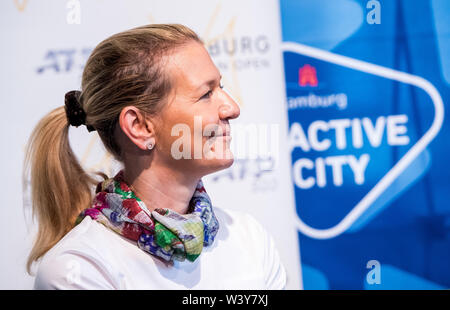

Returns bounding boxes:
[154,40,240,177]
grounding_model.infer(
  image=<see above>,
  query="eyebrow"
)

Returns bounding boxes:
[194,75,222,92]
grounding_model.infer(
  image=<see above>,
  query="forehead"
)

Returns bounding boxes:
[166,41,220,91]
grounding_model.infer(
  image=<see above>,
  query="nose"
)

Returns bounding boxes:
[219,90,240,120]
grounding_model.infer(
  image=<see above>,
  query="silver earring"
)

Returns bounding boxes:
[147,142,154,150]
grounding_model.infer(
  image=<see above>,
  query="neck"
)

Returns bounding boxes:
[122,164,200,215]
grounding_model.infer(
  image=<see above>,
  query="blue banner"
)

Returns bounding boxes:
[280,0,450,289]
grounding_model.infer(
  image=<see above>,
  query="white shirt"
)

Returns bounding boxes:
[33,207,287,290]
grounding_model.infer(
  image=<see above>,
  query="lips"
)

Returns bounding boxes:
[210,133,230,138]
[210,127,231,137]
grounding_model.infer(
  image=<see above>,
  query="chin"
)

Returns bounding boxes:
[198,138,235,174]
[219,156,234,169]
[200,153,235,176]
[214,154,235,167]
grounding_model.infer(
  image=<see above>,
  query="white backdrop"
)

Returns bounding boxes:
[0,0,302,289]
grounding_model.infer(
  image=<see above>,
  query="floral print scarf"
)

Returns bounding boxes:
[76,170,220,263]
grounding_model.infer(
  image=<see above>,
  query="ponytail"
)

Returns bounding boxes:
[23,106,99,274]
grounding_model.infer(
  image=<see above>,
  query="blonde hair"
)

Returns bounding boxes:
[23,24,201,274]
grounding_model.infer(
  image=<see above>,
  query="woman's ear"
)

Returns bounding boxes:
[118,106,156,151]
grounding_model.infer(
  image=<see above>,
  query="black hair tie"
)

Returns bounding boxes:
[64,90,96,132]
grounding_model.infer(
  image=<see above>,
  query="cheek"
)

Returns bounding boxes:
[199,114,221,137]
[156,116,186,154]
[157,107,223,157]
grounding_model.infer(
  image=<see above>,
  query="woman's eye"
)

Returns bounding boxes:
[199,84,223,101]
[200,90,213,100]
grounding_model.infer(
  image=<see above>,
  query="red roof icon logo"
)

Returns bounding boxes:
[298,64,318,87]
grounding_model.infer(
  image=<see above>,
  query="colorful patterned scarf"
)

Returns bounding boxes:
[76,170,219,263]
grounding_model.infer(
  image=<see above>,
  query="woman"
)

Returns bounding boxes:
[24,24,287,289]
